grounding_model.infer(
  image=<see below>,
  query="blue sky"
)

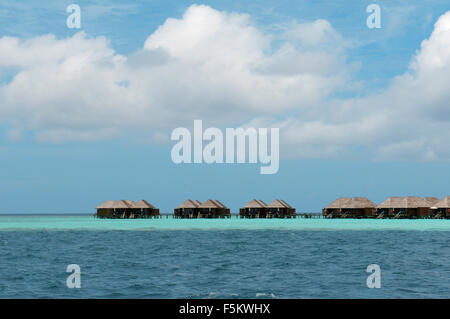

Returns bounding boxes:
[1,0,450,213]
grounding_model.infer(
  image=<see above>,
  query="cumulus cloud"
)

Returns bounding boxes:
[255,10,450,161]
[0,4,353,143]
[1,4,450,161]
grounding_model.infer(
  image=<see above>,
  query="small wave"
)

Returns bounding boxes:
[256,292,277,298]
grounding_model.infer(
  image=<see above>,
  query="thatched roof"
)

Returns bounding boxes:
[326,197,376,209]
[424,197,440,206]
[193,200,202,206]
[212,200,223,208]
[97,200,155,209]
[198,199,219,208]
[376,196,429,209]
[96,200,119,209]
[243,199,267,208]
[96,200,130,209]
[122,200,137,208]
[434,196,450,208]
[177,199,200,209]
[135,200,156,209]
[199,199,226,208]
[268,199,292,208]
[279,199,292,208]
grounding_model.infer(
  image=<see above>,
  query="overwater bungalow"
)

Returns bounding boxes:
[174,199,201,218]
[322,197,376,218]
[96,200,159,218]
[239,199,268,218]
[96,200,132,218]
[376,196,430,219]
[133,200,160,218]
[267,199,296,218]
[198,199,230,218]
[433,196,450,218]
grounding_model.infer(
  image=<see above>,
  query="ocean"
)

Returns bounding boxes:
[0,215,449,298]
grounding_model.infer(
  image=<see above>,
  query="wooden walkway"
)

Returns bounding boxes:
[95,213,324,219]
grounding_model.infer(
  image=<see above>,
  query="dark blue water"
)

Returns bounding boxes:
[0,230,449,298]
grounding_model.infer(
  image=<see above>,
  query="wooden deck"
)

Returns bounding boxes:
[95,213,324,219]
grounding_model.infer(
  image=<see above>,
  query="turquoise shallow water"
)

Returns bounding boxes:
[1,215,450,231]
[0,216,449,298]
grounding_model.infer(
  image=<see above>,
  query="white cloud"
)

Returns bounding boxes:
[1,5,450,162]
[260,11,450,161]
[284,19,342,47]
[0,4,351,141]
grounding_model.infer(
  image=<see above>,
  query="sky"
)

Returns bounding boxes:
[1,0,450,213]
